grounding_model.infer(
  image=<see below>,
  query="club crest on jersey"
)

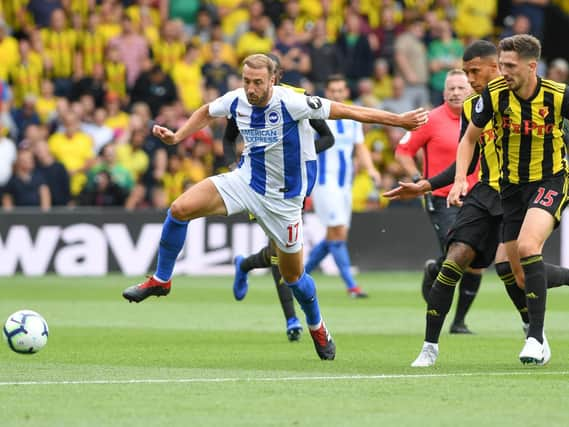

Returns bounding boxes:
[538,106,549,118]
[267,110,280,124]
[307,96,322,109]
[475,97,483,113]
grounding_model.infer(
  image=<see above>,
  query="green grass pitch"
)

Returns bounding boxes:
[0,272,568,427]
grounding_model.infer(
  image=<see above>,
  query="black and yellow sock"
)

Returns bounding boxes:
[521,255,546,343]
[269,248,296,320]
[495,261,529,324]
[425,260,463,343]
[545,263,569,289]
[452,271,481,326]
[240,245,271,273]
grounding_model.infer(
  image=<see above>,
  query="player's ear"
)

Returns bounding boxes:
[528,59,537,73]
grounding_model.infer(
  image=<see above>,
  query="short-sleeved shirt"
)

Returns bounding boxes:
[396,102,479,197]
[461,93,501,192]
[472,76,569,185]
[209,86,331,199]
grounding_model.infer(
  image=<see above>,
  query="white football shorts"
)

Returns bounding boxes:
[311,184,352,227]
[209,170,304,253]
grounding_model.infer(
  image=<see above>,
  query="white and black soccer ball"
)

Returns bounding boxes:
[3,310,49,354]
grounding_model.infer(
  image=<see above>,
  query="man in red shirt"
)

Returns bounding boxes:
[395,69,480,334]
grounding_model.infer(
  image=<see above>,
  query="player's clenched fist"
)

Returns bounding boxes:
[152,125,176,145]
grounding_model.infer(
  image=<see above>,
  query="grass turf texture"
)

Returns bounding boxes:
[0,272,568,427]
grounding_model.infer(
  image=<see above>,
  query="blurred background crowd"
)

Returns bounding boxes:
[0,0,568,212]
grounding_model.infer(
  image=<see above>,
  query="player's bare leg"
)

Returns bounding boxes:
[123,179,227,303]
[278,248,335,360]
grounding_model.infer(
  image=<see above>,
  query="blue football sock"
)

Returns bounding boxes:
[305,240,329,273]
[155,209,189,282]
[328,240,356,289]
[285,272,321,326]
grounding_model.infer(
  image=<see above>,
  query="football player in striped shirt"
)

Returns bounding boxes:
[450,35,569,365]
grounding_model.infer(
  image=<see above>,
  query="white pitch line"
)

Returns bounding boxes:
[1,370,568,386]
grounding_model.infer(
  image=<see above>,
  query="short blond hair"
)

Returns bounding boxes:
[242,54,276,76]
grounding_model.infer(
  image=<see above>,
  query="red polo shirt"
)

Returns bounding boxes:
[396,102,479,197]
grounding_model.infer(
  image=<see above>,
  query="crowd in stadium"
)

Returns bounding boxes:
[0,0,568,211]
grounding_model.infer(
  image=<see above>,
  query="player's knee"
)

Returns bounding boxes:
[446,242,475,270]
[326,226,347,241]
[517,239,541,258]
[281,265,303,283]
[282,271,302,283]
[170,199,188,221]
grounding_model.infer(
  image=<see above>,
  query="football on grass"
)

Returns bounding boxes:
[3,310,49,354]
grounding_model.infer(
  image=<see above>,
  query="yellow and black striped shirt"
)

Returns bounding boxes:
[472,76,569,184]
[41,29,77,79]
[105,61,127,100]
[461,92,501,191]
[151,40,186,74]
[78,30,106,76]
[8,56,43,107]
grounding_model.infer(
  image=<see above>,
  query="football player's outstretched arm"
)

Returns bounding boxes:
[384,146,480,200]
[328,102,428,130]
[153,104,213,145]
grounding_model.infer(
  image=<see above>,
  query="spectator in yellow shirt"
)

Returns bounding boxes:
[8,38,43,108]
[0,20,20,82]
[41,9,78,97]
[115,127,150,182]
[48,111,95,195]
[77,13,106,78]
[171,42,204,114]
[157,153,193,206]
[235,15,273,61]
[103,92,130,137]
[36,79,58,125]
[105,45,128,102]
[152,19,186,74]
[126,0,161,29]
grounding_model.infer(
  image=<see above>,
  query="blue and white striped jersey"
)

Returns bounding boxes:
[209,86,331,199]
[316,119,364,188]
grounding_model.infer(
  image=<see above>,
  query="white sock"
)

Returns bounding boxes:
[152,275,168,283]
[308,320,323,331]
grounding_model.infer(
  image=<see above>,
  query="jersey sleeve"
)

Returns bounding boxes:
[209,89,240,118]
[459,108,469,140]
[470,88,493,128]
[284,91,332,121]
[561,84,569,118]
[395,117,431,157]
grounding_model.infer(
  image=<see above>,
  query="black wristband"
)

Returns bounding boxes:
[412,174,422,183]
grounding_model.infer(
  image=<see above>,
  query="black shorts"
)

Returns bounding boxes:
[426,195,459,255]
[501,172,569,243]
[447,183,502,269]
